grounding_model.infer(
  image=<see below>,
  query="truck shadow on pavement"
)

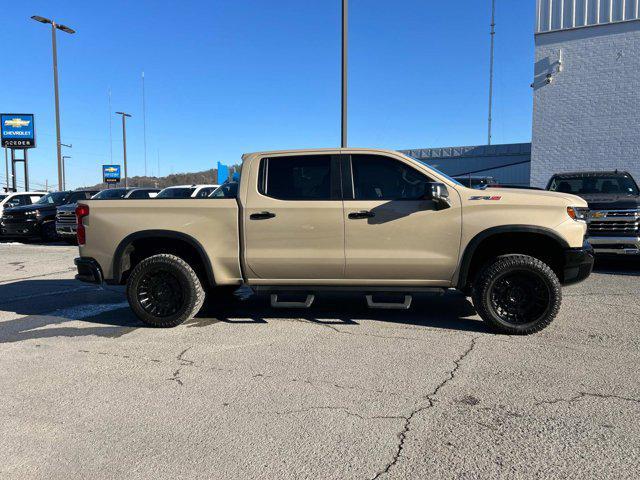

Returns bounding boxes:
[0,280,140,344]
[188,291,490,334]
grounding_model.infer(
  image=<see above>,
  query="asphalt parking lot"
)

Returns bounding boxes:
[0,242,638,479]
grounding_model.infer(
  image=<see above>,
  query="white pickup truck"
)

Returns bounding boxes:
[75,148,594,334]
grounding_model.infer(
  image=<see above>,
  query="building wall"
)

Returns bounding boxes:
[531,20,640,187]
[401,143,531,186]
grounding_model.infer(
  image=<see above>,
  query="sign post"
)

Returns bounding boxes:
[102,164,122,186]
[1,114,36,191]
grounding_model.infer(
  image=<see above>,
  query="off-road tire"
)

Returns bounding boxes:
[126,254,205,327]
[472,254,561,335]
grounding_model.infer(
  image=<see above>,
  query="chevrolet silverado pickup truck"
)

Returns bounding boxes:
[75,148,594,334]
[547,171,640,256]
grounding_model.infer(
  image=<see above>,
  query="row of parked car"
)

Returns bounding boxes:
[0,184,221,243]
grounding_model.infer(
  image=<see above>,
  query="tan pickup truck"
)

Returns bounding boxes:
[75,148,594,334]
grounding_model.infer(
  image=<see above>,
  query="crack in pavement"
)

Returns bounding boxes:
[253,405,407,422]
[76,347,415,399]
[535,391,640,406]
[167,347,195,387]
[371,335,480,480]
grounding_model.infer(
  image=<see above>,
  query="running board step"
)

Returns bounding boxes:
[270,294,315,308]
[366,294,412,310]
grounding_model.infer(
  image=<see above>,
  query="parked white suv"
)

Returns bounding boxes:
[0,191,46,215]
[156,184,220,199]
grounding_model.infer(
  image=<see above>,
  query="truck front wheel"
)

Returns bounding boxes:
[126,254,205,327]
[472,254,561,335]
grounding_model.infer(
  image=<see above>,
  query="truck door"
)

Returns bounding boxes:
[342,154,461,283]
[243,153,345,281]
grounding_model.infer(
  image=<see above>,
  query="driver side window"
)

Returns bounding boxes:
[350,155,429,200]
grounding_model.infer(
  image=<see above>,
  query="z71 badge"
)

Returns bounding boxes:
[469,195,502,201]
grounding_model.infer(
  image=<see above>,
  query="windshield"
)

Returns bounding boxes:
[549,175,640,195]
[209,181,238,198]
[0,195,7,202]
[156,187,196,198]
[35,192,69,205]
[93,189,128,199]
[410,158,464,187]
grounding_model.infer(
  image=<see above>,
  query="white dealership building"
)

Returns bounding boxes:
[531,0,640,186]
[410,0,640,188]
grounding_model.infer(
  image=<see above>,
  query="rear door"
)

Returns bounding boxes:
[243,153,344,281]
[342,153,461,283]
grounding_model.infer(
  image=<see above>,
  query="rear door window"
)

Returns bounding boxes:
[259,155,336,200]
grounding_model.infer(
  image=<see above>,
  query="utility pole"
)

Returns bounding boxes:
[31,16,76,191]
[341,0,348,148]
[116,112,131,187]
[487,0,496,145]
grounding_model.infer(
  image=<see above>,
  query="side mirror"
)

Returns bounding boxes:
[425,182,451,210]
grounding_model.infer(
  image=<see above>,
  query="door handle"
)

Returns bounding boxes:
[348,210,375,219]
[250,211,276,220]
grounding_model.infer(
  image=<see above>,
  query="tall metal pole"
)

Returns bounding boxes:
[10,150,16,192]
[341,0,348,148]
[51,22,64,190]
[23,150,29,191]
[142,71,148,177]
[4,148,8,192]
[487,0,496,146]
[122,115,128,188]
[116,112,131,188]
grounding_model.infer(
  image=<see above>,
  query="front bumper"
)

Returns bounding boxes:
[1,219,40,237]
[562,240,594,285]
[56,223,77,237]
[74,257,103,284]
[587,236,640,255]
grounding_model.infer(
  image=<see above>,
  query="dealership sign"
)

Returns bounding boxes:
[102,164,121,183]
[1,113,36,148]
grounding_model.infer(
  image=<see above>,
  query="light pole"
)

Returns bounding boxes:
[31,15,75,192]
[62,156,71,190]
[341,0,348,148]
[116,112,131,188]
[487,0,496,145]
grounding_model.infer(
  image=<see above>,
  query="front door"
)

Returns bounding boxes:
[243,153,345,281]
[342,154,461,284]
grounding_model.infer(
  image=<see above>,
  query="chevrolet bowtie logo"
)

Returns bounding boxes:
[591,211,606,218]
[104,167,118,173]
[4,118,30,128]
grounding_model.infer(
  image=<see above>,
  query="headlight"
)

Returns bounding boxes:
[25,210,38,216]
[567,206,588,221]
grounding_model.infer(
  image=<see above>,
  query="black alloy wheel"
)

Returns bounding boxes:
[472,254,562,335]
[126,254,205,327]
[137,269,184,318]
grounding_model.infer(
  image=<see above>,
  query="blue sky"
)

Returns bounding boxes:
[1,0,536,190]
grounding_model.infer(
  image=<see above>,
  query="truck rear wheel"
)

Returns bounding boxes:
[472,254,561,335]
[126,254,205,327]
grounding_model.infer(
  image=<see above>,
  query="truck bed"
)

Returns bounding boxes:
[80,199,242,284]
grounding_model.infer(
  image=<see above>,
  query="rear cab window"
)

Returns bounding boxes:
[258,155,339,200]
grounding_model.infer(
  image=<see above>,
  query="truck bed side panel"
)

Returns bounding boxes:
[79,199,241,284]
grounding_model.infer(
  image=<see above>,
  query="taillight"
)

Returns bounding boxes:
[76,204,90,245]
